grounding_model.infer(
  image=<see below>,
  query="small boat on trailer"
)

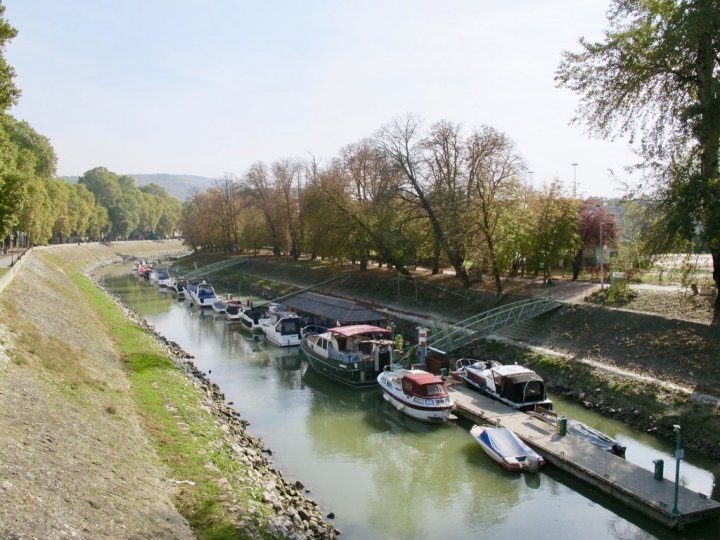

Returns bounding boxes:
[470,425,545,472]
[453,358,553,412]
[301,325,393,387]
[377,369,454,423]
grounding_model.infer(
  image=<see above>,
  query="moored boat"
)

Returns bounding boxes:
[224,300,244,322]
[470,425,545,472]
[156,270,172,287]
[260,311,303,347]
[212,299,229,315]
[189,282,218,308]
[377,369,454,423]
[238,305,269,332]
[301,325,393,387]
[453,358,552,412]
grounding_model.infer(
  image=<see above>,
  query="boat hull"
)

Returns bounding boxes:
[301,342,378,387]
[379,388,453,423]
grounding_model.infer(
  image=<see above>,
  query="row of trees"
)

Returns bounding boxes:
[182,115,618,296]
[78,167,182,241]
[0,6,182,248]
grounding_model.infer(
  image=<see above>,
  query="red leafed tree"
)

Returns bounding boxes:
[572,199,618,280]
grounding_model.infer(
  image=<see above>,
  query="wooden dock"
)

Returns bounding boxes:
[449,385,720,529]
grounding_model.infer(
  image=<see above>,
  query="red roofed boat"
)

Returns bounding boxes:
[377,369,455,423]
[301,324,393,386]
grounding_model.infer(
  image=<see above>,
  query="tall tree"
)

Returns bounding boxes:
[466,126,526,294]
[556,0,720,323]
[379,115,472,287]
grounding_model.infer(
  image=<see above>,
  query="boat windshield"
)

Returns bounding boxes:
[423,384,445,396]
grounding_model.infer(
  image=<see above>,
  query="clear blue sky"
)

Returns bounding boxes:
[5,0,637,198]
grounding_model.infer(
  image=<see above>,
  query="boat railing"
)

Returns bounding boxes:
[301,325,327,339]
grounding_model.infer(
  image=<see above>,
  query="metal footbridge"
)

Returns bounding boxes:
[412,297,562,356]
[180,257,248,280]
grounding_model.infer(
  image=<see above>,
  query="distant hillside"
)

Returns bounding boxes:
[60,173,215,201]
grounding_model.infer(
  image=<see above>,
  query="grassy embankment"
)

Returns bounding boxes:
[10,248,275,539]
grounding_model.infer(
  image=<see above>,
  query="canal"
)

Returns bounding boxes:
[99,264,719,540]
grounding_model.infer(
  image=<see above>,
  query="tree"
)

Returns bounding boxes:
[556,0,720,323]
[466,126,526,294]
[379,115,472,287]
[572,200,618,280]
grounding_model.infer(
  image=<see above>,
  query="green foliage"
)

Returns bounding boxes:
[557,0,720,319]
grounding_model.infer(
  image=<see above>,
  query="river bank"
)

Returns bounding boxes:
[171,253,720,460]
[0,242,338,540]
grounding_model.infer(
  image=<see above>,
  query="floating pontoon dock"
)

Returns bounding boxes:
[449,384,720,529]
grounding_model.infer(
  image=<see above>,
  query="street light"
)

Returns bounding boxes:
[595,204,606,290]
[571,163,579,197]
[528,171,534,192]
[673,425,683,515]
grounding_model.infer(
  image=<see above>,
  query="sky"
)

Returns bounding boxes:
[4,0,639,198]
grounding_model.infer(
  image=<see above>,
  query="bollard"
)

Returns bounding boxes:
[653,459,664,481]
[556,416,567,436]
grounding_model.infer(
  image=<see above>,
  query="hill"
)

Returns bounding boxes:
[61,173,215,201]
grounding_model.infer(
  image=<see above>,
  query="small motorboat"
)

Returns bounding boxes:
[377,369,454,423]
[470,425,545,472]
[453,358,553,412]
[567,419,626,457]
[224,300,244,322]
[212,299,228,315]
[238,304,269,332]
[156,270,172,287]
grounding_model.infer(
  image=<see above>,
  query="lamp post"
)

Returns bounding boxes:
[528,171,534,192]
[9,233,14,266]
[672,425,683,515]
[596,204,604,290]
[571,163,579,197]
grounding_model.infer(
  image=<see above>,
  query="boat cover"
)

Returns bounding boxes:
[478,427,536,460]
[401,372,448,397]
[329,325,391,338]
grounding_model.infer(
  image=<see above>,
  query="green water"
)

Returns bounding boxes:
[99,264,719,540]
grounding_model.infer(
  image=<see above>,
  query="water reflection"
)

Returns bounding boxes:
[97,264,720,540]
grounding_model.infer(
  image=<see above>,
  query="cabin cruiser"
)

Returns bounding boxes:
[377,369,454,423]
[212,299,228,315]
[453,358,553,412]
[188,281,218,308]
[301,325,393,387]
[260,311,303,347]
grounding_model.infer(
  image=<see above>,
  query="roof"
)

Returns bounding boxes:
[403,372,443,385]
[282,292,385,323]
[328,325,391,338]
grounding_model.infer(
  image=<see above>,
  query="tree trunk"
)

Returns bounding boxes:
[572,248,583,280]
[712,247,719,325]
[431,242,441,275]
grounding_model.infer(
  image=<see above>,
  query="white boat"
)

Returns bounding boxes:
[156,270,172,287]
[189,282,218,308]
[470,425,545,472]
[238,305,268,332]
[212,299,228,314]
[224,300,244,322]
[260,311,303,347]
[453,359,552,412]
[377,369,454,423]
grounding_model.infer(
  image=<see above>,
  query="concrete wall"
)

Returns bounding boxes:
[0,248,33,294]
